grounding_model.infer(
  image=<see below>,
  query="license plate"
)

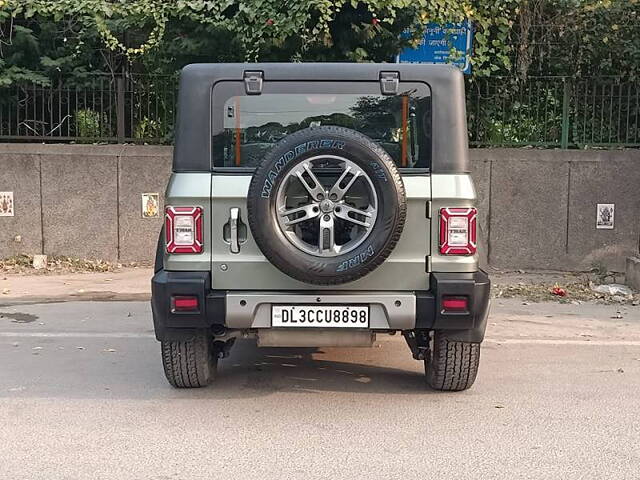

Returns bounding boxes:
[272,305,369,328]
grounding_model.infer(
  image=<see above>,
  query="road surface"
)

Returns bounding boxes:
[1,299,639,479]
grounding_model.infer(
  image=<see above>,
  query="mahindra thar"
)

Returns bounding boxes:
[152,63,490,390]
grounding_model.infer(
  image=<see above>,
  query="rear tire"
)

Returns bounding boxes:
[425,332,480,391]
[161,334,217,388]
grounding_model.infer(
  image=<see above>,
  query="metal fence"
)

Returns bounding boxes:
[0,74,638,148]
[467,76,640,148]
[0,74,177,143]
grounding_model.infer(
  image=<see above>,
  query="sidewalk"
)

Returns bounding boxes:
[0,268,151,305]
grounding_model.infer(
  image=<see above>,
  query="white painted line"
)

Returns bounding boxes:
[0,332,154,339]
[486,338,640,346]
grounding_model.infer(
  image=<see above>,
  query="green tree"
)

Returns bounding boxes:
[0,0,521,83]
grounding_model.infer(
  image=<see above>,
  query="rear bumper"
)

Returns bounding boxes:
[151,270,490,343]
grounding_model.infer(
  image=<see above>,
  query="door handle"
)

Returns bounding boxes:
[229,207,240,254]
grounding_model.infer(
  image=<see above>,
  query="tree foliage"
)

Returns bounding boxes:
[0,0,636,86]
[0,0,519,82]
[513,0,640,78]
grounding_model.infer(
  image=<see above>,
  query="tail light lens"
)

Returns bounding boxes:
[171,295,199,312]
[165,206,203,254]
[439,207,477,255]
[441,296,469,312]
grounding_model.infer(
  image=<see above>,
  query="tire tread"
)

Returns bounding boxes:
[161,335,215,388]
[426,332,480,391]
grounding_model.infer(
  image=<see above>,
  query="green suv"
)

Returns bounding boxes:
[152,63,490,391]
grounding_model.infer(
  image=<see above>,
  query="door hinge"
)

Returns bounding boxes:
[426,256,432,273]
[426,200,432,218]
[379,71,399,95]
[244,71,263,95]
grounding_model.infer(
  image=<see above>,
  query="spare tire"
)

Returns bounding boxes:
[247,126,406,285]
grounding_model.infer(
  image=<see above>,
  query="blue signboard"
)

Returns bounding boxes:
[397,20,474,74]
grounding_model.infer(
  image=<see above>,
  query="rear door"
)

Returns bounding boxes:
[210,77,432,291]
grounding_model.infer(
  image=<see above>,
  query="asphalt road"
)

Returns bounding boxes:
[1,300,639,479]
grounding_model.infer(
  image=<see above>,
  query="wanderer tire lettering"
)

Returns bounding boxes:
[294,144,307,156]
[260,139,344,198]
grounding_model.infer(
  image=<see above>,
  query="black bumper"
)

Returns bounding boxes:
[152,270,490,343]
[151,270,225,341]
[416,270,491,343]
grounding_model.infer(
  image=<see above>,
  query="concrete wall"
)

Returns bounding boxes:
[0,144,638,272]
[627,256,640,291]
[470,149,640,272]
[0,144,171,263]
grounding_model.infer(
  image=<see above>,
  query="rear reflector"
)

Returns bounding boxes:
[165,206,203,254]
[441,296,469,312]
[439,207,477,255]
[171,296,199,312]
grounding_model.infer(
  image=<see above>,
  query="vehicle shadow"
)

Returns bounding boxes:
[190,338,433,398]
[1,338,437,400]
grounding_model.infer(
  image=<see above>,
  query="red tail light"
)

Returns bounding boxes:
[439,207,477,255]
[165,206,203,254]
[171,295,199,312]
[441,296,469,312]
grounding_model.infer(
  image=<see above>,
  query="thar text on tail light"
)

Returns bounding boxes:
[165,206,203,254]
[439,207,477,255]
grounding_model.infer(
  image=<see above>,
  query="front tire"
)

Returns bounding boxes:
[425,332,480,391]
[161,334,217,388]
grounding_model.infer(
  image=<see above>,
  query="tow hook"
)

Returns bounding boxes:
[402,330,430,361]
[214,338,236,359]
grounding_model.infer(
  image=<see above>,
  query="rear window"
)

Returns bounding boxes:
[212,88,431,169]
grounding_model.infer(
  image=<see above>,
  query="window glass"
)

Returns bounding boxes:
[212,91,431,169]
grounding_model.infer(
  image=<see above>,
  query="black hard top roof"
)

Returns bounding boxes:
[174,63,469,173]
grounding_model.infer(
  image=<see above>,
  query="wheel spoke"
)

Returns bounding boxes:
[274,155,379,258]
[318,215,335,253]
[294,162,325,201]
[334,204,374,228]
[279,203,320,226]
[328,165,363,201]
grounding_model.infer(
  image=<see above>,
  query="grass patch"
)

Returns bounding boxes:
[492,279,638,305]
[0,254,144,274]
